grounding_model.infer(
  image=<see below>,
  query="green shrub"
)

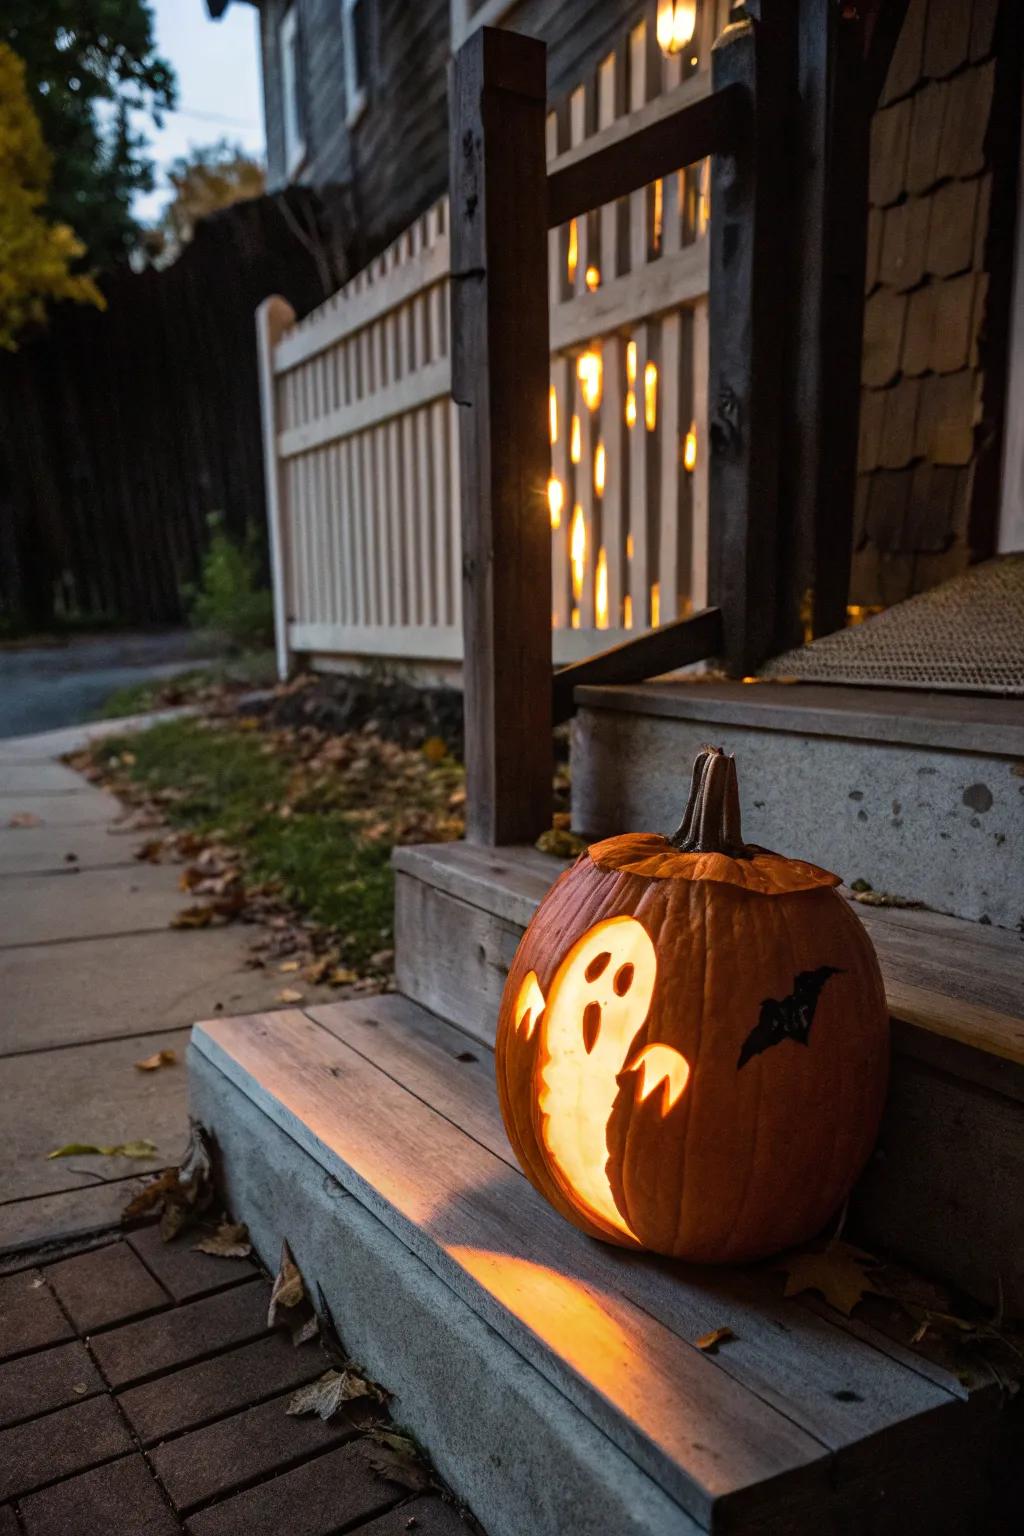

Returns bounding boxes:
[185,513,274,652]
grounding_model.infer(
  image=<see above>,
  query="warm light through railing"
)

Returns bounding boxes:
[683,421,697,472]
[624,391,636,429]
[570,414,581,463]
[570,504,586,600]
[623,593,633,629]
[547,475,564,529]
[626,533,634,560]
[626,340,637,385]
[593,441,606,496]
[650,582,661,627]
[656,0,696,55]
[571,607,581,629]
[567,219,579,283]
[644,362,658,431]
[577,349,602,411]
[585,264,601,292]
[595,547,609,629]
[549,386,558,445]
[653,179,663,253]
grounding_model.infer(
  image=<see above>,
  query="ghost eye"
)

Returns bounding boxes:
[613,963,635,996]
[584,951,612,982]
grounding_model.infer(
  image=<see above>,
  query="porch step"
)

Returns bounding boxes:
[393,840,1024,1312]
[570,680,1024,927]
[189,996,1015,1536]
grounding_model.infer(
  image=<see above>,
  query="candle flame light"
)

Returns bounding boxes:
[548,476,564,529]
[644,362,658,431]
[577,350,602,412]
[595,547,609,629]
[683,421,697,472]
[570,504,586,600]
[656,0,696,55]
[570,414,581,464]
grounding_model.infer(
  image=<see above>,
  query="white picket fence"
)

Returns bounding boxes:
[259,5,727,677]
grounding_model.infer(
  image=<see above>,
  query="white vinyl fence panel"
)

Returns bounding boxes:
[260,5,727,676]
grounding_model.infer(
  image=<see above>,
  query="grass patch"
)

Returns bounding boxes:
[98,715,463,969]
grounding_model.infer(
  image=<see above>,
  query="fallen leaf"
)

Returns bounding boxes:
[267,1239,305,1326]
[330,967,358,986]
[171,904,213,929]
[421,736,447,764]
[278,960,301,973]
[780,1242,886,1317]
[292,1314,320,1347]
[695,1326,736,1353]
[849,890,923,909]
[134,839,165,863]
[276,987,305,1004]
[121,1120,214,1237]
[7,812,41,828]
[134,1049,177,1072]
[366,1428,433,1492]
[122,1167,178,1221]
[287,1366,387,1421]
[48,1139,158,1160]
[192,1221,252,1259]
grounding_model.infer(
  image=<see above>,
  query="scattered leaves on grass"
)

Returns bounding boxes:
[366,1428,434,1493]
[779,1241,887,1316]
[134,1049,177,1072]
[276,987,305,1004]
[7,812,41,828]
[695,1327,736,1353]
[48,1139,157,1160]
[192,1221,252,1259]
[287,1365,388,1420]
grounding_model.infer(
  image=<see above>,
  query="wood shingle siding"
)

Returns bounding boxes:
[852,0,1019,610]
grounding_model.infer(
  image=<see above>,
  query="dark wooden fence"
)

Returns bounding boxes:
[0,189,346,632]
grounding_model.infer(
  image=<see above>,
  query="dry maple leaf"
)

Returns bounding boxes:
[695,1326,736,1353]
[366,1429,434,1493]
[780,1241,886,1316]
[134,1049,177,1072]
[276,987,305,1004]
[267,1239,306,1326]
[193,1221,252,1260]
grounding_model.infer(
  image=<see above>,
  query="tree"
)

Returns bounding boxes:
[158,140,266,257]
[0,43,103,349]
[0,2,175,269]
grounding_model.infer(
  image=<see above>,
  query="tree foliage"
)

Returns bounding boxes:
[156,139,266,259]
[1,1,175,268]
[0,43,104,349]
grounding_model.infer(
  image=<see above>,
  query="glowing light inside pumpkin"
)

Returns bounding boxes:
[644,362,658,430]
[593,440,606,496]
[547,475,564,529]
[585,264,601,292]
[570,414,581,463]
[567,219,578,283]
[595,547,609,629]
[549,386,558,445]
[514,971,546,1040]
[656,0,696,54]
[683,421,698,472]
[577,349,602,411]
[570,504,586,599]
[627,1043,690,1112]
[535,916,688,1239]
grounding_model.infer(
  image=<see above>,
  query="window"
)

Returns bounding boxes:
[341,0,369,127]
[279,6,305,177]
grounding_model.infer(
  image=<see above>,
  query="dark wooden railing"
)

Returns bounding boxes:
[449,7,907,846]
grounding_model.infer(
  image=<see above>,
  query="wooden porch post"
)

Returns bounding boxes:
[449,28,552,846]
[707,18,787,677]
[256,294,297,682]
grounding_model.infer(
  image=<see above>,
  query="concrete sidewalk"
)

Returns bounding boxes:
[0,717,331,1258]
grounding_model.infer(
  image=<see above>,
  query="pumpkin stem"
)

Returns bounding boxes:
[669,746,752,858]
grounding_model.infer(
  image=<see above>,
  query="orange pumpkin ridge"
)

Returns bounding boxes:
[495,746,889,1263]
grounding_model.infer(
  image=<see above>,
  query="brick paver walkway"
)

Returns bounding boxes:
[0,1229,473,1535]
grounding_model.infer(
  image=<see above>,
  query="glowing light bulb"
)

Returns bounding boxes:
[644,362,658,431]
[595,547,609,629]
[570,505,586,601]
[570,414,581,464]
[593,441,606,496]
[547,476,564,529]
[683,421,697,472]
[577,349,602,411]
[549,386,558,445]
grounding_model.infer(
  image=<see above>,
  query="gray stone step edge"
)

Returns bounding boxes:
[188,1044,703,1536]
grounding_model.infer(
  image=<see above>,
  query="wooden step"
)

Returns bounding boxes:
[189,996,1014,1536]
[393,840,1024,1312]
[570,680,1024,928]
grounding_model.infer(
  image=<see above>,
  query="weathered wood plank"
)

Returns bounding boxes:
[449,27,552,845]
[552,606,723,721]
[193,1009,829,1530]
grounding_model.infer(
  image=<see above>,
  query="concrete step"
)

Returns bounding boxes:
[569,681,1024,928]
[393,840,1024,1312]
[189,996,1016,1536]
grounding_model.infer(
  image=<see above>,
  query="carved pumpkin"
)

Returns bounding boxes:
[496,746,888,1262]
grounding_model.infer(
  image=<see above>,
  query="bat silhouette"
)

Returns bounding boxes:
[737,966,842,1069]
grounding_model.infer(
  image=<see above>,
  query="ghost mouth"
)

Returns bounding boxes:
[582,1001,601,1054]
